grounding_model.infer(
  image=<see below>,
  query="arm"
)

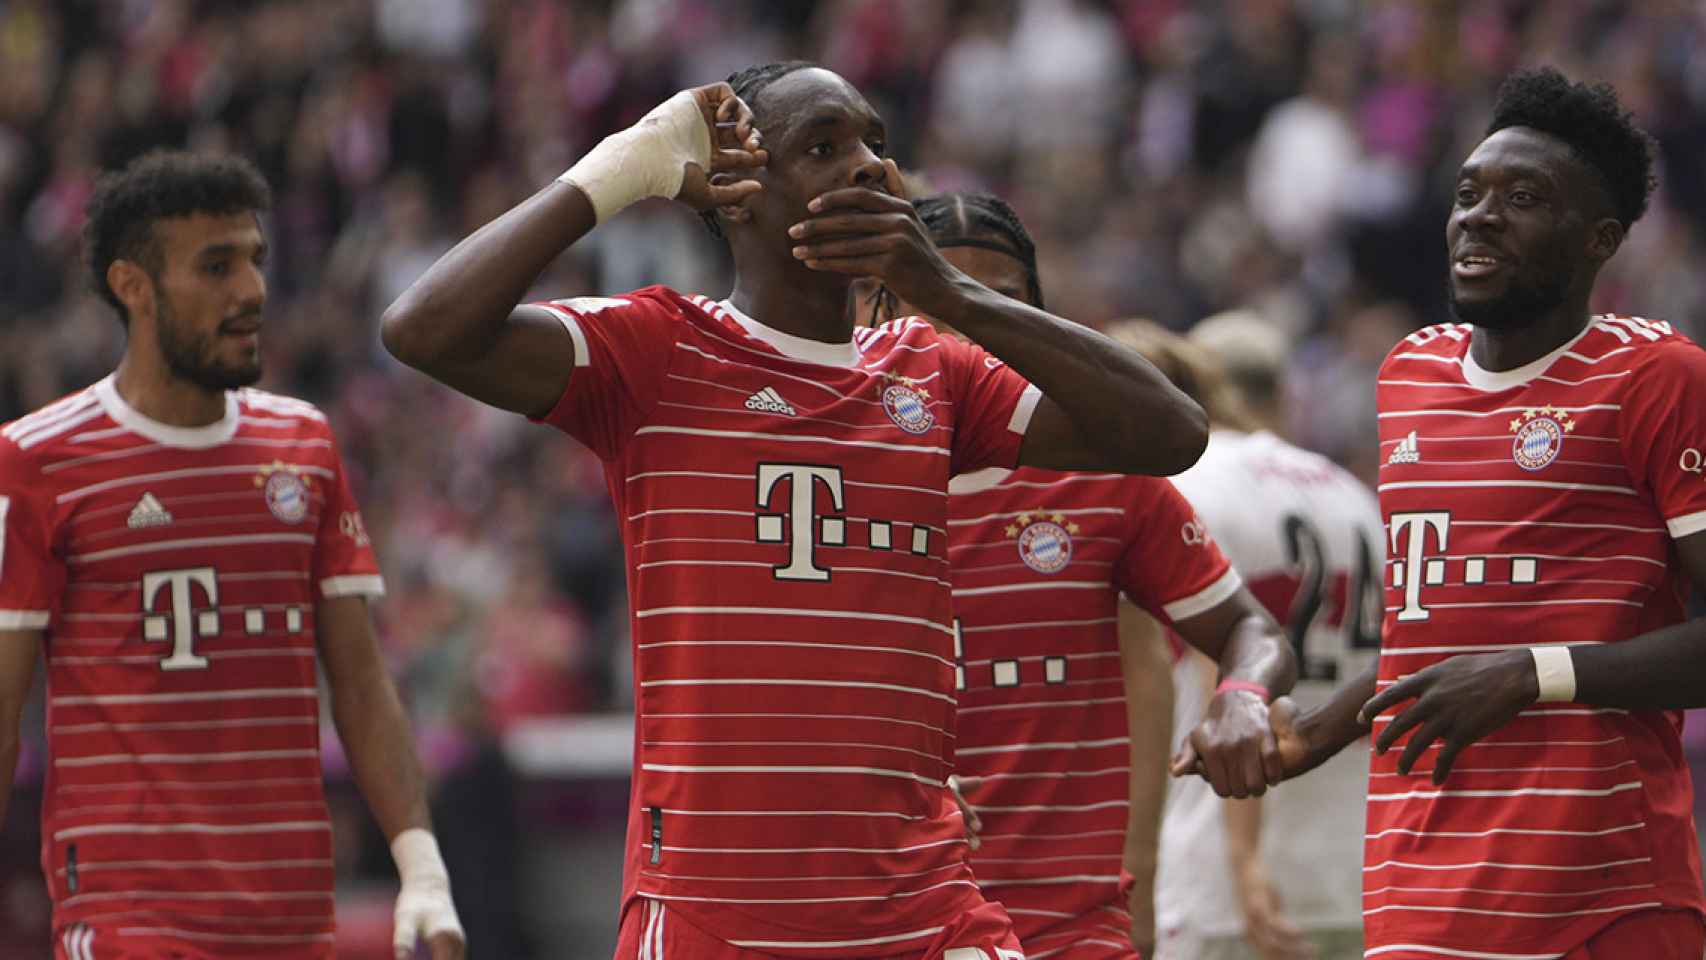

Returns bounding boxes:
[381,85,764,417]
[1362,532,1706,782]
[1117,602,1173,958]
[1167,587,1298,798]
[1223,796,1317,960]
[788,165,1207,476]
[0,630,40,828]
[317,596,464,960]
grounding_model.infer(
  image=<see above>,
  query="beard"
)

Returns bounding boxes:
[1446,268,1571,332]
[155,287,263,390]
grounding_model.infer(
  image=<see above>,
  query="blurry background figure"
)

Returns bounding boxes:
[2,1,1705,955]
[1114,318,1381,960]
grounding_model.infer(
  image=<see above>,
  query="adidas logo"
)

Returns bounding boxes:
[127,492,173,529]
[1388,430,1420,465]
[744,386,796,416]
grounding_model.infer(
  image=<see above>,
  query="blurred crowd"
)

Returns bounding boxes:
[3,0,1706,739]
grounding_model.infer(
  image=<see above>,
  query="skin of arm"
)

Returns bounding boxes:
[380,85,764,418]
[1118,602,1173,958]
[788,167,1208,477]
[316,596,431,841]
[1360,532,1706,783]
[1166,587,1298,799]
[0,630,40,829]
[1222,794,1317,960]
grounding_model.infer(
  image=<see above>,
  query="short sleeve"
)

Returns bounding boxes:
[937,333,1040,476]
[1619,339,1706,540]
[1117,478,1239,626]
[0,442,62,629]
[531,286,684,460]
[314,437,384,600]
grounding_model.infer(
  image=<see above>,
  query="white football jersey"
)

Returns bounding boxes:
[1156,429,1382,943]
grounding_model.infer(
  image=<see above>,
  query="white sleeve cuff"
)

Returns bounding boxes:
[1666,508,1706,539]
[321,575,386,598]
[1007,383,1042,435]
[0,610,49,629]
[1161,568,1243,622]
[538,304,592,369]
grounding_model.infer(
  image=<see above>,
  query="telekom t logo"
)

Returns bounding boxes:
[141,567,218,670]
[1389,512,1449,622]
[755,464,846,581]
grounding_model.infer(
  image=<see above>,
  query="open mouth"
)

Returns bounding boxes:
[1453,254,1505,279]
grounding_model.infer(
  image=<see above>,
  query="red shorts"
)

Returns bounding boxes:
[1562,908,1705,959]
[614,897,1024,960]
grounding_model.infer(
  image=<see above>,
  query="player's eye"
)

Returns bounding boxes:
[1509,189,1536,206]
[807,142,834,158]
[867,139,887,158]
[1455,187,1478,207]
[204,261,229,277]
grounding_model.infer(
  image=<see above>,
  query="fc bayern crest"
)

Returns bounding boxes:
[1509,405,1575,472]
[880,373,935,434]
[1006,510,1080,575]
[255,460,312,524]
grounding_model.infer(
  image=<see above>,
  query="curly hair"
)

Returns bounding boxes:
[914,192,1043,309]
[82,150,272,325]
[1485,67,1657,228]
[701,60,818,239]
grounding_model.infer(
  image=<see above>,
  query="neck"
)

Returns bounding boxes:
[1468,298,1594,373]
[726,254,857,343]
[112,352,229,427]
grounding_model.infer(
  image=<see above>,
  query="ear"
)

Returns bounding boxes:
[1586,216,1625,265]
[107,259,157,324]
[710,171,756,225]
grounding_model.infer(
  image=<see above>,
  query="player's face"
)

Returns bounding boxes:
[147,212,268,390]
[743,69,889,258]
[1446,127,1594,331]
[891,245,1034,340]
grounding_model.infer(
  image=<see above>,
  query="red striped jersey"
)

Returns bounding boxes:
[1368,316,1706,957]
[946,466,1237,957]
[1157,430,1382,947]
[531,288,1040,956]
[0,376,382,957]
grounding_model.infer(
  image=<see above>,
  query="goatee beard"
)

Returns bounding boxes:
[1446,276,1568,333]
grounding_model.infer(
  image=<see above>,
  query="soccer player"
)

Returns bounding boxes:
[1242,68,1706,957]
[868,193,1297,960]
[380,61,1247,959]
[1114,319,1379,960]
[0,152,464,959]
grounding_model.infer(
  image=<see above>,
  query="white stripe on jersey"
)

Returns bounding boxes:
[16,406,107,449]
[321,574,385,597]
[727,926,945,950]
[641,763,946,786]
[650,711,951,736]
[645,863,961,884]
[954,767,1129,782]
[69,532,316,565]
[1365,882,1653,900]
[55,748,318,768]
[53,820,329,842]
[644,739,945,761]
[1377,403,1621,420]
[652,837,963,856]
[960,617,1115,634]
[635,424,948,456]
[53,716,315,735]
[51,649,314,666]
[111,927,335,945]
[641,679,954,704]
[657,808,929,820]
[641,877,975,905]
[42,436,334,473]
[57,463,334,503]
[638,640,954,668]
[1366,823,1645,842]
[635,605,954,636]
[1365,857,1649,874]
[4,389,97,438]
[977,874,1122,886]
[1367,782,1641,802]
[1362,944,1559,959]
[971,800,1129,814]
[1362,901,1661,921]
[950,507,1123,527]
[951,580,1105,598]
[1377,480,1636,496]
[636,560,950,587]
[957,737,1129,757]
[1382,599,1641,611]
[53,687,316,706]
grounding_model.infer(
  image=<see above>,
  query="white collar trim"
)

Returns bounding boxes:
[1459,324,1594,392]
[717,299,861,367]
[95,375,239,448]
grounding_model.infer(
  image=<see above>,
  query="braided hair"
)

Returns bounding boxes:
[869,191,1044,326]
[701,60,818,239]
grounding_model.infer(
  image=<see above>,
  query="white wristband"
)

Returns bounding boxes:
[1530,646,1577,702]
[559,90,711,223]
[390,827,449,884]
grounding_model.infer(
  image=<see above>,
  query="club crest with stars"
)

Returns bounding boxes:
[255,460,314,524]
[1007,510,1080,575]
[880,372,935,435]
[1509,405,1575,472]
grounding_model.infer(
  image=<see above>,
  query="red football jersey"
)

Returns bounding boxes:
[532,289,1040,956]
[0,377,382,957]
[1369,317,1706,956]
[947,467,1237,958]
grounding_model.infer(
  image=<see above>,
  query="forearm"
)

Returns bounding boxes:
[1213,613,1296,701]
[0,730,17,827]
[381,181,594,367]
[1570,617,1706,709]
[936,280,1208,474]
[330,678,431,840]
[1293,663,1376,777]
[1222,793,1264,881]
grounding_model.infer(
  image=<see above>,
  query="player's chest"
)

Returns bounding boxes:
[947,487,1128,593]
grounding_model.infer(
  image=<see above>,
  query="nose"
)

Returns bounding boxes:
[237,260,267,311]
[849,146,885,189]
[1457,192,1504,236]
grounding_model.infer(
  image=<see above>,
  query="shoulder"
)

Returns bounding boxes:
[236,388,329,427]
[1379,322,1471,378]
[1593,315,1706,377]
[857,316,948,356]
[0,382,106,469]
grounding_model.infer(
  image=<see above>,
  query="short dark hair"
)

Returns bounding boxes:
[82,150,273,325]
[702,60,819,239]
[1485,67,1657,228]
[914,192,1043,308]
